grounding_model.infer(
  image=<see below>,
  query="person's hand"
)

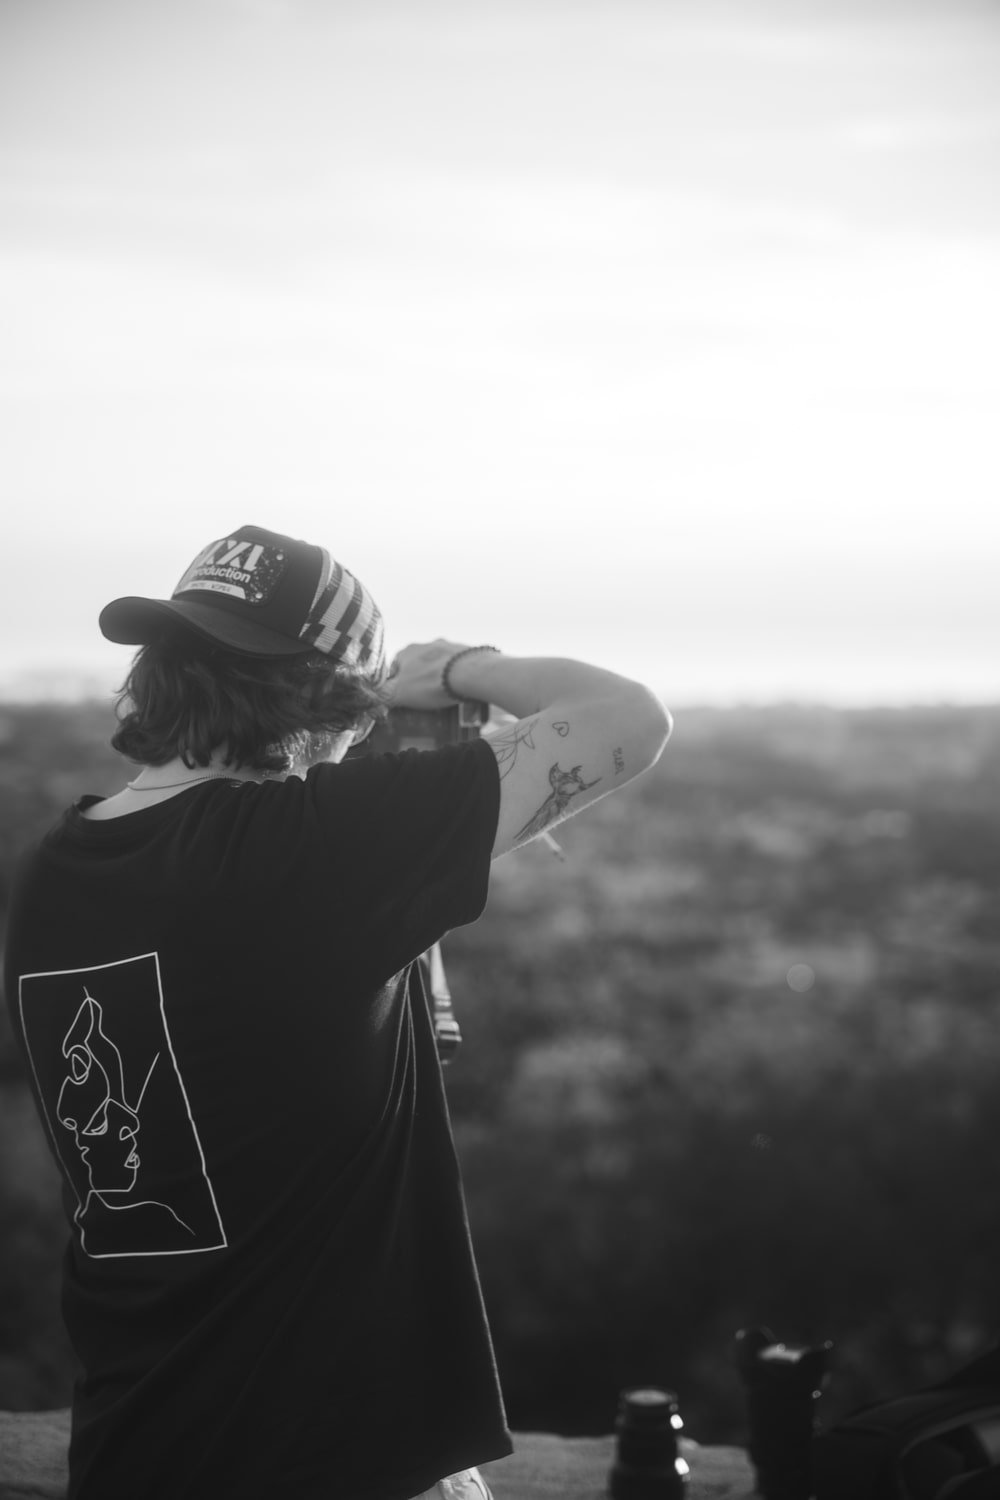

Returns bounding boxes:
[383,639,476,710]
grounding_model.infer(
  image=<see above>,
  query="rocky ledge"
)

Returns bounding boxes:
[0,1409,756,1498]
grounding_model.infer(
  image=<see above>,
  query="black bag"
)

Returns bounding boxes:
[812,1344,1000,1499]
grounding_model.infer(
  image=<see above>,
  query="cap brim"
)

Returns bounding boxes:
[98,597,314,658]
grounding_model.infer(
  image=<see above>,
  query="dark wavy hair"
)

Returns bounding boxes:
[111,635,391,773]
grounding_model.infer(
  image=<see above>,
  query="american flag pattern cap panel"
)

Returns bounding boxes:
[300,550,386,680]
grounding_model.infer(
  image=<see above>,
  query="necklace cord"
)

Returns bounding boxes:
[125,771,249,791]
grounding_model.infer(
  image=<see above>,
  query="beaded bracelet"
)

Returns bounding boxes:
[441,645,501,701]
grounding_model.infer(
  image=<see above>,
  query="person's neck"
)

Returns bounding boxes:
[126,755,277,792]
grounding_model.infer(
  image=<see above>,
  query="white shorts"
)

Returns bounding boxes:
[412,1467,493,1500]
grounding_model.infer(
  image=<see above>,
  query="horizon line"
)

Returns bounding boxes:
[0,688,997,716]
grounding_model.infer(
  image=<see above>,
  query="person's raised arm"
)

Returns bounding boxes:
[386,641,672,860]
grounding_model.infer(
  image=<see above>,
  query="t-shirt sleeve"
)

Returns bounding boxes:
[307,736,501,972]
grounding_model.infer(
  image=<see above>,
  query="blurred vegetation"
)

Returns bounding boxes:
[1,699,999,1444]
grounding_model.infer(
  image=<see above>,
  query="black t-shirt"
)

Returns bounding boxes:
[3,738,512,1500]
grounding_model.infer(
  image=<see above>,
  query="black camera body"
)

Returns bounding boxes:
[356,700,490,757]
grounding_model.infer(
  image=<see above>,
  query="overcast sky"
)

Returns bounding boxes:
[1,0,998,705]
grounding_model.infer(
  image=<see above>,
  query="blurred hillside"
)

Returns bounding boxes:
[1,699,999,1442]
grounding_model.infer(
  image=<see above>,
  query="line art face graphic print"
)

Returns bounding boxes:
[19,952,227,1258]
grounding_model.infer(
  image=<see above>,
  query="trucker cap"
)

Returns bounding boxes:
[99,524,386,679]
